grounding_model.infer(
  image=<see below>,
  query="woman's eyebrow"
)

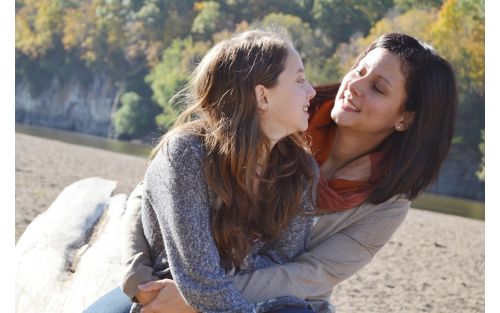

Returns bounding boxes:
[361,61,392,88]
[378,75,392,88]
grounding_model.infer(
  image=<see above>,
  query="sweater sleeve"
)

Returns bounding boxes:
[229,197,410,302]
[143,134,255,313]
[120,181,158,300]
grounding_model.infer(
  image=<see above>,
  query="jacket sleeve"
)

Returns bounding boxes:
[229,197,410,302]
[120,181,158,301]
[142,135,254,313]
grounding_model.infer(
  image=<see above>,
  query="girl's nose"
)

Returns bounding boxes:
[306,81,316,101]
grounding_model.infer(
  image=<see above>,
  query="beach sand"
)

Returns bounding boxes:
[15,132,484,312]
[15,132,147,241]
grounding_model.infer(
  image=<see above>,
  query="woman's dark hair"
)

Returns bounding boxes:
[311,33,457,203]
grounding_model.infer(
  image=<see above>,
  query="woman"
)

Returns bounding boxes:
[91,32,457,313]
[84,28,319,313]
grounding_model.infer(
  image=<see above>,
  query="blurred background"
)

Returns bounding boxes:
[15,0,484,222]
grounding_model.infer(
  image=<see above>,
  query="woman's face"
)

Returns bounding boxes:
[258,47,316,141]
[332,48,409,137]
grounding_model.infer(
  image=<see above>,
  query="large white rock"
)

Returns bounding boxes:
[16,177,126,313]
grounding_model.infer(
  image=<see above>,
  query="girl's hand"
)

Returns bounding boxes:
[139,279,197,313]
[135,288,159,306]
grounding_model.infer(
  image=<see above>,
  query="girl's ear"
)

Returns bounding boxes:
[395,111,415,131]
[255,84,269,112]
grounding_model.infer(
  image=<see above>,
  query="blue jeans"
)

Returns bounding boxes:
[82,287,315,313]
[83,287,132,313]
[269,308,315,313]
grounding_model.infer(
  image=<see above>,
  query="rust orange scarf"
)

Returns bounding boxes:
[306,100,386,212]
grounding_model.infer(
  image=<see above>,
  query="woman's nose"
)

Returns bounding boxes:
[347,79,362,96]
[347,74,364,97]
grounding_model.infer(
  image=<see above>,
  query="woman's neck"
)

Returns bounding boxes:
[321,127,387,178]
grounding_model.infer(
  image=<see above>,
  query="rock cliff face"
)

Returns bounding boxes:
[15,73,123,137]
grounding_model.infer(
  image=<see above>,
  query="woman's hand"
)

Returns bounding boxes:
[139,279,197,313]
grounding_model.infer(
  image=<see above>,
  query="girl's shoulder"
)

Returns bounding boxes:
[305,151,321,182]
[156,131,206,160]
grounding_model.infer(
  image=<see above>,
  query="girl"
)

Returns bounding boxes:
[85,28,319,313]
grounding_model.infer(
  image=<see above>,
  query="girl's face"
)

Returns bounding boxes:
[258,47,316,142]
[332,48,411,138]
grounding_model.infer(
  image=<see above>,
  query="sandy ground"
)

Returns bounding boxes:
[15,133,484,312]
[15,133,147,242]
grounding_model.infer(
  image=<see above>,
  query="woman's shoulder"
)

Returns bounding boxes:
[364,195,411,215]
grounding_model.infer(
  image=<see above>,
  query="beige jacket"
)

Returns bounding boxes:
[121,182,410,312]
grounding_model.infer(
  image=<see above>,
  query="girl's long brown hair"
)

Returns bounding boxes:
[151,29,314,268]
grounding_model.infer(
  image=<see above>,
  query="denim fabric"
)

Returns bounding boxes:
[83,287,132,313]
[268,308,315,313]
[255,296,315,313]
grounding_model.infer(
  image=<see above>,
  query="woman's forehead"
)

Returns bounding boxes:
[361,48,405,87]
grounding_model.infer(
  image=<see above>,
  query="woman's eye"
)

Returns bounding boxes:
[297,78,306,84]
[373,84,384,94]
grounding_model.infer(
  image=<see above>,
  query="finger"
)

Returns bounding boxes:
[141,301,156,313]
[138,280,167,292]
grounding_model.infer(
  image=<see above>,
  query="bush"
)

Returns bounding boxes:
[113,92,152,138]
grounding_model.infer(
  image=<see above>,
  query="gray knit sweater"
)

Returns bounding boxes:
[131,133,319,313]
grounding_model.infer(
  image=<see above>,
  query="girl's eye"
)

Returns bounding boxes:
[354,68,363,76]
[297,78,306,84]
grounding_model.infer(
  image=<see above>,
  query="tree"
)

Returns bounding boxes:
[394,0,444,10]
[146,37,210,130]
[311,0,393,51]
[223,0,313,25]
[113,92,156,138]
[122,0,197,67]
[191,1,222,40]
[430,0,484,151]
[258,13,332,85]
[16,0,64,58]
[260,14,314,59]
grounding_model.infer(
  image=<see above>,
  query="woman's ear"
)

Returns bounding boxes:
[395,111,415,131]
[255,84,269,112]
